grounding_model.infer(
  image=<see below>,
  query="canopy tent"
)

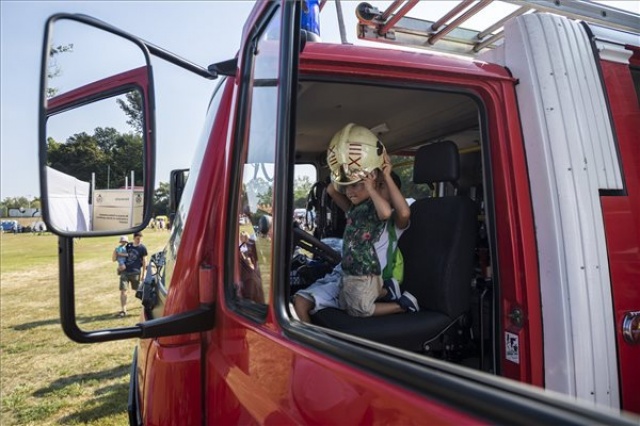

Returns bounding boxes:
[46,166,90,232]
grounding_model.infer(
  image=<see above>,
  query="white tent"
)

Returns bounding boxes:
[46,166,91,232]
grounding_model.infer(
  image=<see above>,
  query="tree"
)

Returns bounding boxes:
[110,133,144,187]
[0,197,31,217]
[47,44,73,99]
[153,182,170,216]
[392,155,431,200]
[293,175,313,208]
[47,127,143,189]
[116,91,144,134]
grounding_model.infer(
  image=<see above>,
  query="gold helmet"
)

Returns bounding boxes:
[327,123,385,186]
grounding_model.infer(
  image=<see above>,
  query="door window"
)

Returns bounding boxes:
[233,11,282,310]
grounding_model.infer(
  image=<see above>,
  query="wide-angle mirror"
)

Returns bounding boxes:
[40,15,154,236]
[45,92,145,232]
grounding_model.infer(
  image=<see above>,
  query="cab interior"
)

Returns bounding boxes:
[290,79,496,373]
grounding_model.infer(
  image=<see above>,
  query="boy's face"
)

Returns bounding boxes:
[345,181,369,205]
[120,241,127,245]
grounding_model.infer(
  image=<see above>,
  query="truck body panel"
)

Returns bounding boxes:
[37,1,640,424]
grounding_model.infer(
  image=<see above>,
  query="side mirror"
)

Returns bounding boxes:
[39,14,155,236]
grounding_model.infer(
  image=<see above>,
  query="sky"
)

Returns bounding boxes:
[1,1,638,201]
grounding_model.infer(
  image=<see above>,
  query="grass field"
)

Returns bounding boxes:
[1,230,170,425]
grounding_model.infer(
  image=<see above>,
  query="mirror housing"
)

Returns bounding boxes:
[39,14,155,237]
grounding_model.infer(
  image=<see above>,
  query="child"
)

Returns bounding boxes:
[114,236,129,274]
[331,155,418,318]
[293,160,418,322]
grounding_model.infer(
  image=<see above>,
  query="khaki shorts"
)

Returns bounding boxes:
[339,275,383,317]
[119,272,141,291]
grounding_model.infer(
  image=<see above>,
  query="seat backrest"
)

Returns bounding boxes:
[399,141,477,318]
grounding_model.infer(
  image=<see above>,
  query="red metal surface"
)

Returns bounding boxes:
[142,342,202,426]
[46,66,149,112]
[206,321,486,424]
[485,80,543,387]
[137,77,236,422]
[599,58,640,414]
[299,42,513,81]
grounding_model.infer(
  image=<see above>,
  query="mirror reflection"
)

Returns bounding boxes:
[46,18,146,99]
[45,91,145,232]
[73,230,168,330]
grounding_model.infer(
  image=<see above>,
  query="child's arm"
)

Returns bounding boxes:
[364,171,393,221]
[381,153,410,230]
[327,182,352,212]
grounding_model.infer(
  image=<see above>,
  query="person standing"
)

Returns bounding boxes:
[115,231,148,317]
[113,236,129,274]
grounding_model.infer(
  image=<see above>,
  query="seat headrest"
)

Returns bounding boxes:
[413,141,460,184]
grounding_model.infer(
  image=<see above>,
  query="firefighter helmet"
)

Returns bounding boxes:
[327,123,385,186]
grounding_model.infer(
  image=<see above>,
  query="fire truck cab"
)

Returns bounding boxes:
[38,1,639,424]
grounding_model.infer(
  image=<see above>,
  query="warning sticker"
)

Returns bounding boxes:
[505,332,519,364]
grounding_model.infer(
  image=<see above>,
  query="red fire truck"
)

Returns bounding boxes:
[38,1,639,424]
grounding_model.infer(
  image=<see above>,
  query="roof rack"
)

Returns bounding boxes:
[353,0,640,56]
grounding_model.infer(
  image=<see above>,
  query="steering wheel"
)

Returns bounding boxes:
[293,227,341,267]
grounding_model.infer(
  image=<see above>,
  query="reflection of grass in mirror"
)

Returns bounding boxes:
[72,233,167,329]
[0,230,168,425]
[255,235,272,304]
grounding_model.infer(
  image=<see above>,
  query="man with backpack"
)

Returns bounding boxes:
[113,231,148,317]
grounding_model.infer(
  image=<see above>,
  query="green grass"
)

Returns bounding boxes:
[1,230,170,425]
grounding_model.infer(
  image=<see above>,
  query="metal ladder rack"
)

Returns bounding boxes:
[352,0,640,56]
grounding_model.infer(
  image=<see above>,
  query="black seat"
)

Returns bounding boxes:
[311,141,477,352]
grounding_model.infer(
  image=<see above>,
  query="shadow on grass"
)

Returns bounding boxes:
[12,310,137,331]
[33,364,131,424]
[33,363,130,397]
[76,311,139,323]
[12,318,60,330]
[58,381,129,424]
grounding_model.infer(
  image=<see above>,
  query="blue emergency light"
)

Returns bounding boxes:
[301,0,321,39]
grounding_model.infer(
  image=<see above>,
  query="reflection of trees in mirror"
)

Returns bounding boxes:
[116,90,143,134]
[245,178,273,213]
[47,44,74,99]
[0,196,41,215]
[391,155,432,199]
[293,175,313,208]
[47,127,143,190]
[153,182,170,216]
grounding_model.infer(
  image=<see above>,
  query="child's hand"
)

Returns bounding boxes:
[380,151,392,178]
[363,170,378,193]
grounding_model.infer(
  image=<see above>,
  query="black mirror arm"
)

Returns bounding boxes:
[59,236,214,343]
[59,236,143,342]
[137,306,215,339]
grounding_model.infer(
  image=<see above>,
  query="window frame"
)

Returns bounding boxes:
[224,2,301,322]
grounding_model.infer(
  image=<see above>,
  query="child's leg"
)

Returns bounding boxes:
[340,275,380,317]
[293,294,314,323]
[373,302,404,316]
[293,276,341,323]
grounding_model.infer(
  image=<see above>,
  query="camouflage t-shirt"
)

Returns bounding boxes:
[341,199,385,276]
